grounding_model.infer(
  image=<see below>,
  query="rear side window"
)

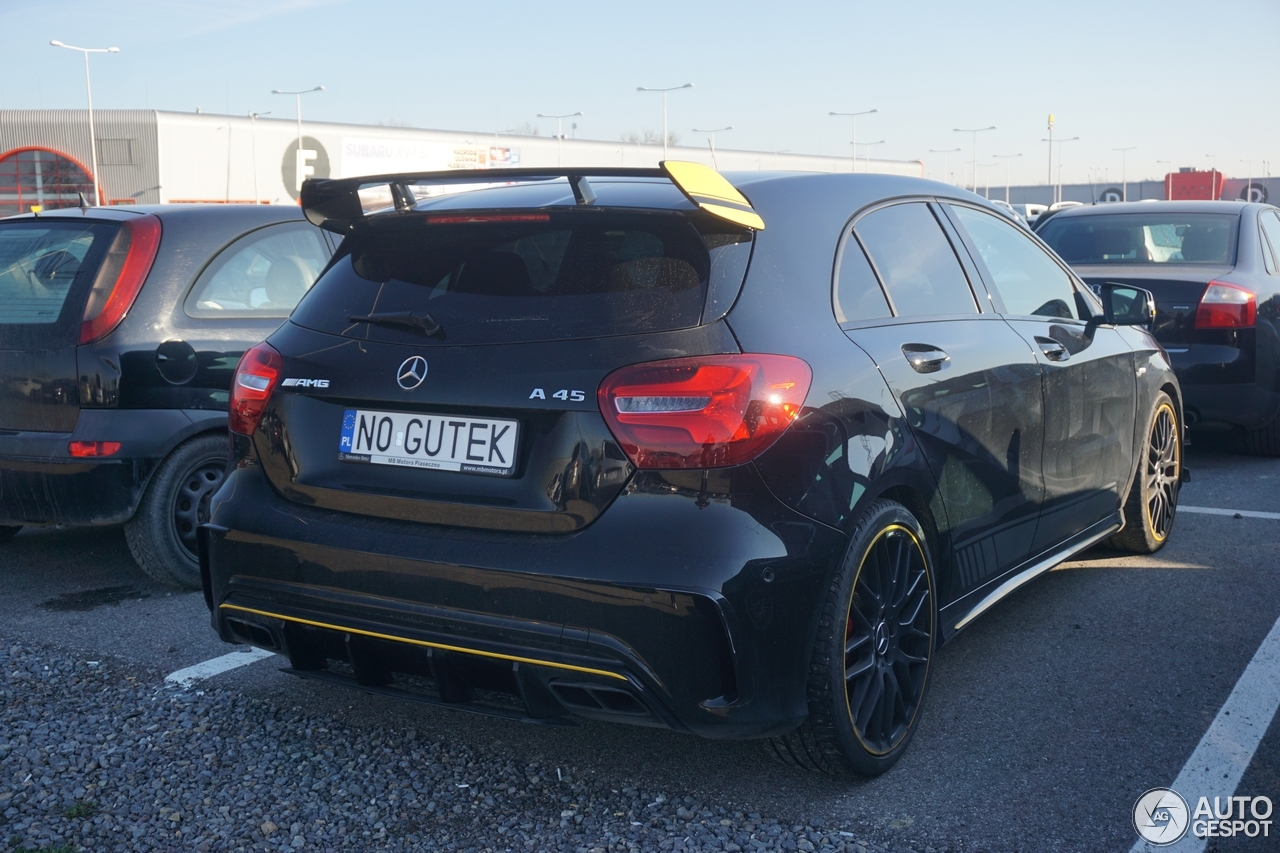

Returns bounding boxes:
[0,220,119,346]
[833,234,891,324]
[290,212,751,345]
[950,204,1081,320]
[854,203,977,316]
[185,221,332,318]
[1259,211,1280,275]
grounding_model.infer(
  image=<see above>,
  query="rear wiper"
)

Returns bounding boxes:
[347,310,442,337]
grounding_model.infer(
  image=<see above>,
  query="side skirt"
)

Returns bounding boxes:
[942,513,1121,636]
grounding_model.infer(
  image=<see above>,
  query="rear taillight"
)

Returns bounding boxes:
[229,342,283,436]
[68,441,121,457]
[597,354,812,469]
[1195,281,1256,329]
[79,214,162,344]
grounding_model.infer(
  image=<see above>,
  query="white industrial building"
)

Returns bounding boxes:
[0,109,924,215]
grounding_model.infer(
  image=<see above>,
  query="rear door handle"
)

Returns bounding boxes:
[901,345,951,374]
[1035,337,1070,362]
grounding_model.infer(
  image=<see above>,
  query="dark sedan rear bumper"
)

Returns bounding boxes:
[1166,345,1280,430]
[200,463,846,738]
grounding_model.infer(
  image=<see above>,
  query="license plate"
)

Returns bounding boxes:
[338,409,519,477]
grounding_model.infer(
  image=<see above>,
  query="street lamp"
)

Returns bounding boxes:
[1156,160,1173,199]
[636,84,693,160]
[856,140,886,175]
[954,126,996,193]
[249,111,270,203]
[1205,154,1219,199]
[1041,136,1079,203]
[50,40,119,206]
[829,109,878,173]
[1241,159,1254,203]
[929,148,961,184]
[693,126,732,169]
[993,153,1023,203]
[1114,146,1137,201]
[271,86,324,194]
[537,111,583,166]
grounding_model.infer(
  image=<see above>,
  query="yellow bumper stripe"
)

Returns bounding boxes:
[219,603,627,681]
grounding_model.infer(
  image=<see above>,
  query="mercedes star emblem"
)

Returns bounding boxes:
[396,356,428,390]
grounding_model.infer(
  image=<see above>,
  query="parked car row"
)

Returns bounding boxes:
[6,160,1273,777]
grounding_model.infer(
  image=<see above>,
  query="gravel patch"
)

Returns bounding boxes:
[0,642,946,853]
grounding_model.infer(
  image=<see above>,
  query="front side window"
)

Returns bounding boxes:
[853,203,977,317]
[185,221,332,318]
[1038,212,1239,266]
[950,204,1081,320]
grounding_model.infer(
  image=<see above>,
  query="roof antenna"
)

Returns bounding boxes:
[78,192,90,210]
[569,175,596,205]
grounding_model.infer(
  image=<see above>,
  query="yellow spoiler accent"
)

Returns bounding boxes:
[220,603,628,681]
[661,161,765,230]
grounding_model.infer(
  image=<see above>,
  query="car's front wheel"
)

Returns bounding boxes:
[1111,392,1181,553]
[124,433,228,589]
[0,525,21,543]
[770,499,936,776]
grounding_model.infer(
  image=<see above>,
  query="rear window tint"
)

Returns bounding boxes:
[0,220,119,346]
[290,212,751,345]
[1038,212,1239,265]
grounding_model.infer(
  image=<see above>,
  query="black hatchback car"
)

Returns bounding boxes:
[0,204,334,586]
[1038,200,1280,454]
[202,164,1181,775]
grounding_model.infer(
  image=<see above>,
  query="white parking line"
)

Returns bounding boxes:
[164,648,276,689]
[1181,505,1280,521]
[1130,612,1280,852]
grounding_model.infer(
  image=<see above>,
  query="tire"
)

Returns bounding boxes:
[124,433,228,589]
[769,499,937,776]
[1110,392,1181,553]
[1239,419,1280,457]
[0,525,21,543]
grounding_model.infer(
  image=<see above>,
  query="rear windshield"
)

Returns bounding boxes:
[0,220,120,347]
[289,212,752,346]
[1038,212,1239,265]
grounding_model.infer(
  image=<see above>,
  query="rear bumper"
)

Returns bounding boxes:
[0,408,225,525]
[201,463,846,738]
[1166,344,1279,429]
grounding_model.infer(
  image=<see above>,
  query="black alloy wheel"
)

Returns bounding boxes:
[1111,392,1180,553]
[125,433,229,589]
[769,499,936,776]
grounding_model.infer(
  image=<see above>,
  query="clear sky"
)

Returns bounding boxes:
[3,0,1277,188]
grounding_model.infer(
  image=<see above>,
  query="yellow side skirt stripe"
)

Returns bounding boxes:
[219,603,627,681]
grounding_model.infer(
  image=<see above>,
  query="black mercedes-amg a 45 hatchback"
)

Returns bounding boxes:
[202,163,1183,775]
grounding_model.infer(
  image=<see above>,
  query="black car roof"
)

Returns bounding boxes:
[2,203,306,226]
[1048,200,1256,220]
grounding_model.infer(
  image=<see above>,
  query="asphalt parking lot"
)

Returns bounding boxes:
[1,435,1277,853]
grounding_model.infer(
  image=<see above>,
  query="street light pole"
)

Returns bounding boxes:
[1156,160,1173,200]
[929,148,961,184]
[537,111,583,166]
[954,126,996,193]
[1206,154,1219,199]
[1041,136,1079,203]
[993,153,1023,203]
[693,126,732,170]
[829,109,878,173]
[856,140,885,175]
[1241,159,1254,203]
[637,84,693,160]
[249,111,270,203]
[1114,146,1137,201]
[50,41,119,206]
[271,86,323,194]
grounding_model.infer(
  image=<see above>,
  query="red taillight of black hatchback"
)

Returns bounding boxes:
[598,354,812,470]
[229,342,283,435]
[79,214,163,344]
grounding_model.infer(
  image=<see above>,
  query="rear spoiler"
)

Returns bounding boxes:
[299,160,765,234]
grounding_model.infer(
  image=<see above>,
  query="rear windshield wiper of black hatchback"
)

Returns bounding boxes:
[347,310,442,337]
